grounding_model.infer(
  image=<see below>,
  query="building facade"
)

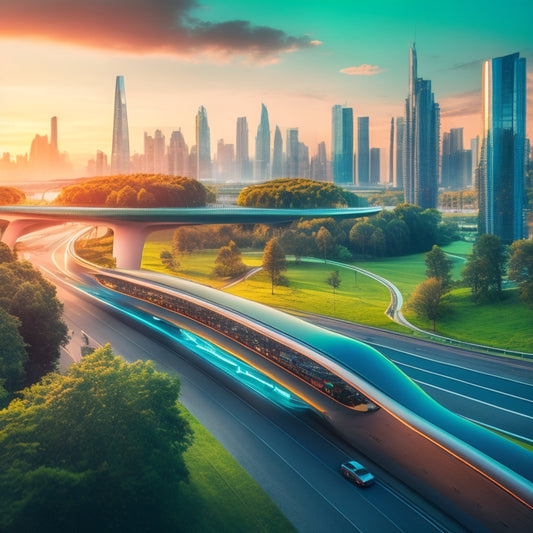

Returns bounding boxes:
[404,45,440,208]
[255,104,271,181]
[478,52,527,243]
[196,106,212,181]
[331,104,354,184]
[111,75,130,174]
[357,117,370,186]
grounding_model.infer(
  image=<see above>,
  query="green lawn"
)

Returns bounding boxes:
[179,410,295,532]
[142,234,533,353]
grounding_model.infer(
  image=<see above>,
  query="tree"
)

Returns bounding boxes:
[0,242,14,264]
[508,239,533,305]
[0,309,27,401]
[408,278,446,331]
[463,234,507,301]
[425,245,453,288]
[326,271,342,312]
[0,346,193,533]
[262,238,287,295]
[213,240,247,278]
[316,226,334,262]
[160,250,179,270]
[349,222,375,256]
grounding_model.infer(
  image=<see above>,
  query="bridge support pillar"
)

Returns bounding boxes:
[111,222,153,270]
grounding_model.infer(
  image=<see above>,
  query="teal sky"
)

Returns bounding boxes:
[0,0,531,177]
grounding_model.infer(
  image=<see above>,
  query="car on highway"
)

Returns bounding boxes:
[340,460,375,487]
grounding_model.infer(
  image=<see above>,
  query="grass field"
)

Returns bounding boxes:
[179,410,295,532]
[142,232,533,353]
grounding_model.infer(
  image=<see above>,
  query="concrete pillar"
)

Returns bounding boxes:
[111,222,153,270]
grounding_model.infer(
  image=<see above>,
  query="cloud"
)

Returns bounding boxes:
[339,64,385,76]
[0,0,317,61]
[440,90,481,118]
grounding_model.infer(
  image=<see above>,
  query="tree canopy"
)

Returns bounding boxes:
[408,277,446,331]
[236,178,361,208]
[54,174,209,208]
[508,239,533,305]
[425,245,453,288]
[0,257,69,386]
[0,186,25,205]
[262,238,287,295]
[0,345,193,533]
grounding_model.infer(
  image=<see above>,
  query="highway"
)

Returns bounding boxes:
[16,225,533,532]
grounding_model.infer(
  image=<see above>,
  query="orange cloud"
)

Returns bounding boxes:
[0,0,317,61]
[339,64,385,76]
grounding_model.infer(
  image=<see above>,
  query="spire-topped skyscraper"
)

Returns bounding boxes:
[404,44,440,208]
[255,103,271,180]
[196,105,211,180]
[111,75,130,174]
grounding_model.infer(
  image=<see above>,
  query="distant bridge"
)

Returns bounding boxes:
[0,205,380,269]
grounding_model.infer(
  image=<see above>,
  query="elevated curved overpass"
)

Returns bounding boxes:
[0,205,380,268]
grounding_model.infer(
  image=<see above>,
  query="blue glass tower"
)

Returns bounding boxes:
[357,116,370,186]
[111,76,130,174]
[255,104,271,180]
[196,106,212,180]
[331,105,354,184]
[479,52,527,244]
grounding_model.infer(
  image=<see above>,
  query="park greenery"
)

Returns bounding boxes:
[54,174,211,207]
[237,177,362,208]
[0,242,69,396]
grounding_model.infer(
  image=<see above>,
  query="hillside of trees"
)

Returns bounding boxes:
[0,186,26,205]
[54,174,210,208]
[237,178,362,208]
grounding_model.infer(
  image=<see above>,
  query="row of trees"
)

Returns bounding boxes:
[54,174,211,208]
[0,243,69,402]
[409,235,533,330]
[237,178,362,208]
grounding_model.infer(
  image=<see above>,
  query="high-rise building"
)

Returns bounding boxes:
[236,116,252,181]
[168,129,189,177]
[144,132,154,173]
[298,142,310,179]
[470,136,480,188]
[111,75,130,174]
[331,105,354,184]
[216,139,235,180]
[478,52,526,243]
[271,126,283,179]
[404,44,440,208]
[395,117,406,189]
[255,103,270,180]
[370,148,381,184]
[441,128,465,190]
[50,116,58,159]
[388,117,394,184]
[310,141,328,181]
[153,129,166,174]
[357,117,369,186]
[285,128,299,178]
[196,106,211,180]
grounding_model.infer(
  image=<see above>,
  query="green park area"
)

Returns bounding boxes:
[142,232,533,353]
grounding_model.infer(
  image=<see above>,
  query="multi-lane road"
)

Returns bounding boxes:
[17,225,533,532]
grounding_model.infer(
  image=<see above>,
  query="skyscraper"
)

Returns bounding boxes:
[370,148,381,184]
[357,117,369,186]
[285,128,299,177]
[395,117,406,189]
[310,141,328,181]
[331,104,354,184]
[478,52,526,243]
[111,75,130,174]
[196,105,211,180]
[168,129,189,177]
[388,117,394,184]
[271,126,283,179]
[255,103,270,180]
[404,44,440,208]
[236,116,252,181]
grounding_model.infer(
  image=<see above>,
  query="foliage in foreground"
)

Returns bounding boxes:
[0,345,194,533]
[0,186,26,205]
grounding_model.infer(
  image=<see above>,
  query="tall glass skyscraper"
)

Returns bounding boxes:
[404,44,440,208]
[255,103,271,180]
[331,104,354,184]
[111,75,130,174]
[236,116,252,181]
[479,52,526,244]
[271,126,283,179]
[285,128,299,178]
[196,105,211,181]
[357,117,369,186]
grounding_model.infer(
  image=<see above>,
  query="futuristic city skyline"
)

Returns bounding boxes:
[0,0,532,177]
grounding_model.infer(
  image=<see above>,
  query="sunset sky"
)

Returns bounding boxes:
[0,0,532,177]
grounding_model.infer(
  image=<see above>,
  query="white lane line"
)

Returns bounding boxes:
[392,359,533,405]
[415,379,533,420]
